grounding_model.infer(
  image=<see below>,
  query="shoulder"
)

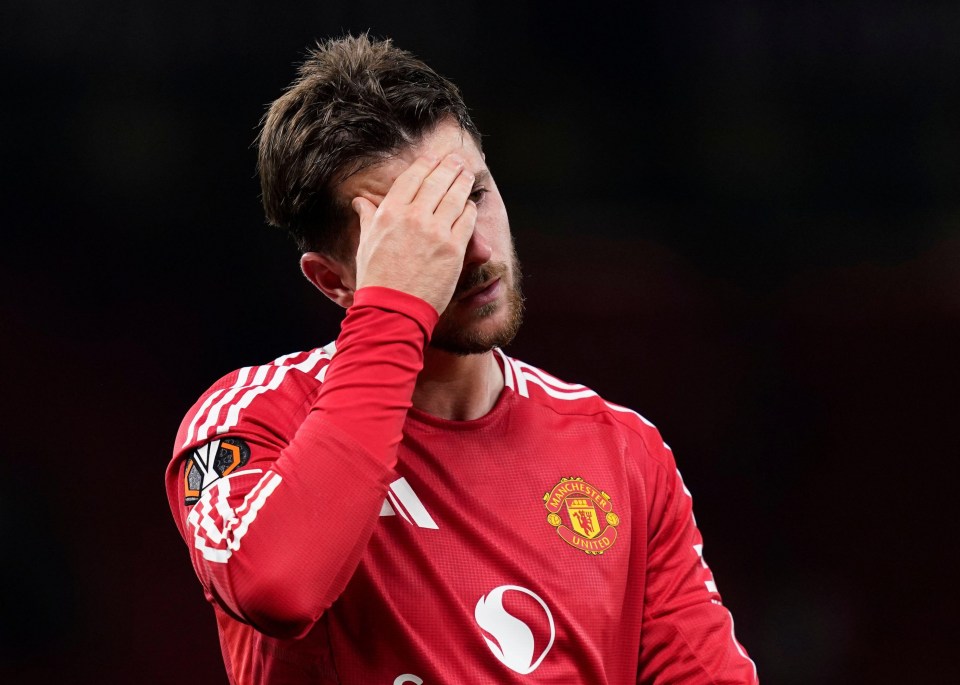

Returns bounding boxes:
[498,350,674,469]
[174,343,336,453]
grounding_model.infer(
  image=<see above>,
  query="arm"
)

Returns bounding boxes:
[167,289,435,638]
[166,154,478,638]
[637,439,758,684]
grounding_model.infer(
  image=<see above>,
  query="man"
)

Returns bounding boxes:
[165,33,758,684]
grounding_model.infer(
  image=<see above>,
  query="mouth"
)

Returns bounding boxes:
[455,277,502,307]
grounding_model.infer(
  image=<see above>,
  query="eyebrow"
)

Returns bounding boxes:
[473,169,491,186]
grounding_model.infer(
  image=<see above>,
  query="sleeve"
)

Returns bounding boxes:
[164,287,439,639]
[636,436,759,684]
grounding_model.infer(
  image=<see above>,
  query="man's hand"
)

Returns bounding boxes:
[351,154,477,314]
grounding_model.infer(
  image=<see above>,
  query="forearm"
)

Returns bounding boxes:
[187,287,437,637]
[637,439,758,684]
[314,286,438,463]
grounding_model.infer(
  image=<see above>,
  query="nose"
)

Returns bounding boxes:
[463,226,493,267]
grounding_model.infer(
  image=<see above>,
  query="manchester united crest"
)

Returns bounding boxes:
[543,477,621,555]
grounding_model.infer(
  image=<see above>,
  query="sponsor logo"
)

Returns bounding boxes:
[543,476,621,555]
[475,585,555,674]
[393,675,423,684]
[184,437,250,505]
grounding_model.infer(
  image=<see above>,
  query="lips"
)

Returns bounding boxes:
[456,278,502,307]
[457,277,499,301]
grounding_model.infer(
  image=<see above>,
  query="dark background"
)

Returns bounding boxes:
[3,1,958,683]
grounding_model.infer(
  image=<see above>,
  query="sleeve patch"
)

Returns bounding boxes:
[183,437,251,506]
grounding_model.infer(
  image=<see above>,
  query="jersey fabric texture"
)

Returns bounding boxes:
[165,287,758,684]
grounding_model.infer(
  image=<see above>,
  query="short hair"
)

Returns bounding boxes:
[257,33,481,258]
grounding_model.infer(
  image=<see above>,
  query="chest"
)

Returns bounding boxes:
[325,410,648,682]
[385,416,636,573]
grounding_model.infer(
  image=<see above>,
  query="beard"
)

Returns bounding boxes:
[429,248,525,356]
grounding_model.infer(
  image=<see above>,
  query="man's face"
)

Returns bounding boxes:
[337,120,524,355]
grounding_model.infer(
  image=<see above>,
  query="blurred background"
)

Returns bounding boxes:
[3,1,958,683]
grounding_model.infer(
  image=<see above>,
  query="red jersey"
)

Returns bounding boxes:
[165,287,758,684]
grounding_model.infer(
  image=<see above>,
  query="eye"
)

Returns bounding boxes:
[470,187,488,205]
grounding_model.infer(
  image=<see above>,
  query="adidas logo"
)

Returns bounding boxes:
[379,477,438,529]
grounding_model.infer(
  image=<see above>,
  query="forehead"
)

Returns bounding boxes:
[338,120,484,201]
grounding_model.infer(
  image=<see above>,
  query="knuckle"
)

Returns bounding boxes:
[397,205,419,223]
[421,175,443,192]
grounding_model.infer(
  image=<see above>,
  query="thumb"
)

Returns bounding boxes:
[351,196,376,228]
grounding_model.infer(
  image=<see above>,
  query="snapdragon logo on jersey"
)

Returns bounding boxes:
[183,437,250,505]
[378,477,438,529]
[475,585,555,675]
[543,476,621,555]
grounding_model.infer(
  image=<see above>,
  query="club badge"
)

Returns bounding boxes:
[543,477,620,555]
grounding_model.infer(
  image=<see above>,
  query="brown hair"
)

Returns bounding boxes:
[257,33,481,258]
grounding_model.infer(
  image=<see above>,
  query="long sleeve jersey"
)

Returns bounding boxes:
[165,287,758,684]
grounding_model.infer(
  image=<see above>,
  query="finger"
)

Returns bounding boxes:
[450,199,478,250]
[411,154,466,213]
[434,169,475,227]
[385,155,442,205]
[351,196,377,230]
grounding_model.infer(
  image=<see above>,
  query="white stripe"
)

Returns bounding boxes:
[389,477,438,530]
[603,401,656,427]
[213,349,331,438]
[193,495,224,544]
[495,349,514,390]
[190,469,265,544]
[188,469,281,564]
[510,358,529,397]
[272,350,301,365]
[291,349,331,372]
[186,366,251,446]
[379,500,396,516]
[213,471,236,531]
[191,349,332,445]
[214,366,289,437]
[730,615,759,680]
[196,365,269,442]
[183,390,226,447]
[677,468,692,497]
[229,473,283,547]
[514,361,585,391]
[520,371,598,400]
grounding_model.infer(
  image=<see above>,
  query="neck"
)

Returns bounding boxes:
[412,348,504,421]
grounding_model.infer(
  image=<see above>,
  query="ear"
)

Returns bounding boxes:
[300,252,356,309]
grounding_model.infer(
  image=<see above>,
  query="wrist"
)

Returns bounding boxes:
[351,287,440,340]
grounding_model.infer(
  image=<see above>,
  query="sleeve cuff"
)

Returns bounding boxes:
[351,286,441,340]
